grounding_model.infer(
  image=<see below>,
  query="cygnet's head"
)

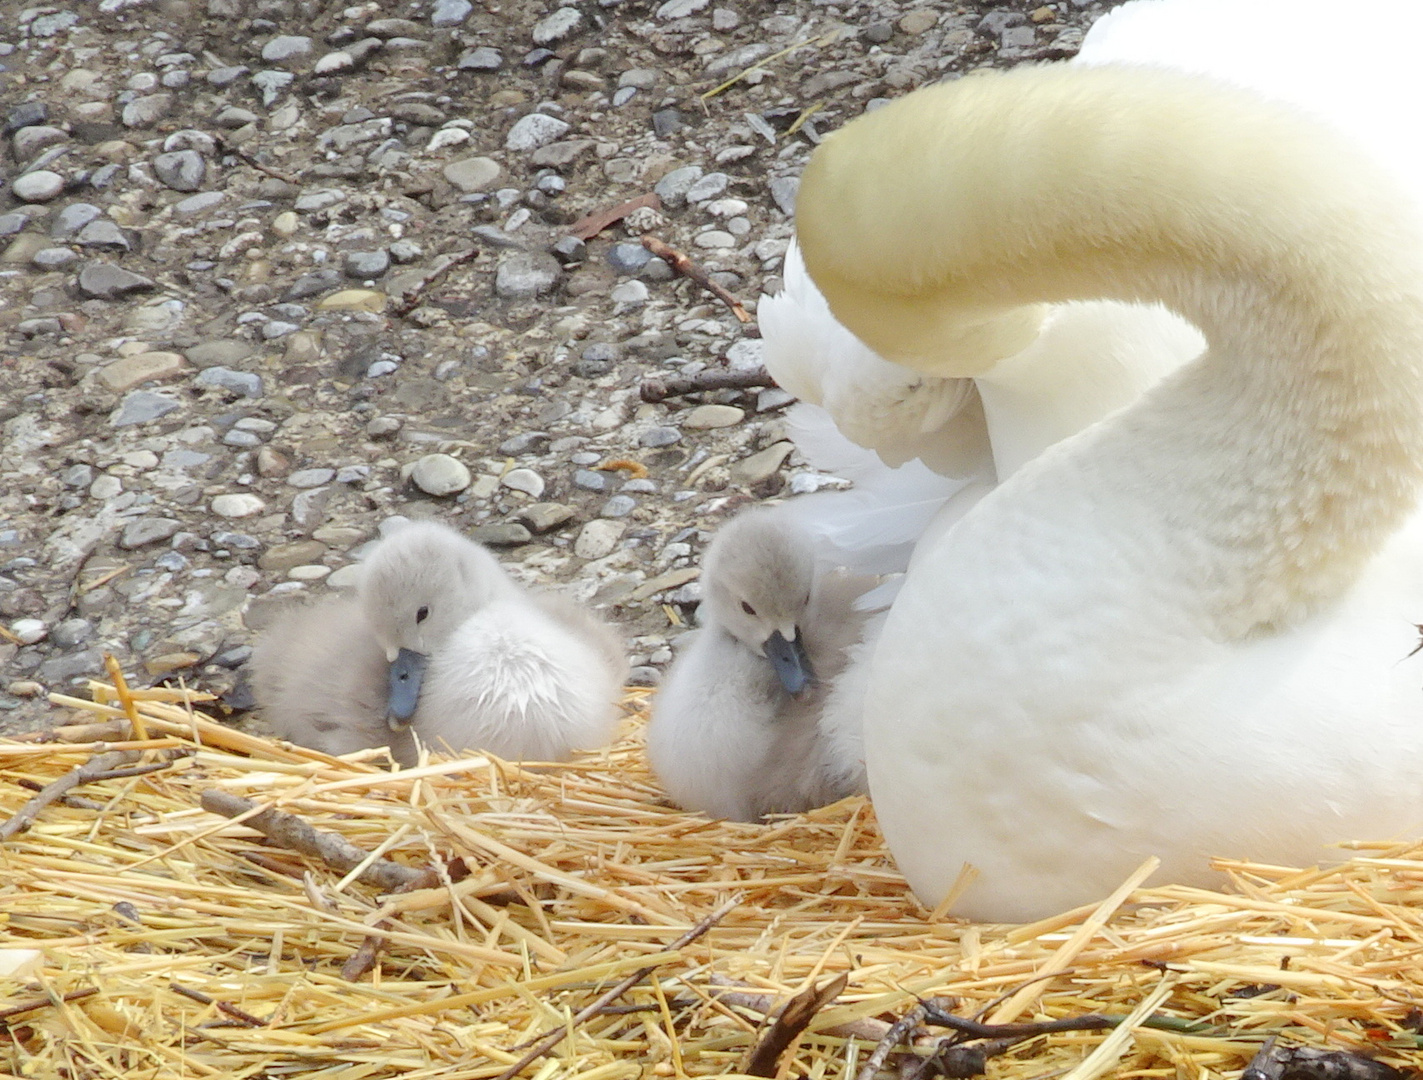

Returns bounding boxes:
[701,508,816,695]
[358,519,511,726]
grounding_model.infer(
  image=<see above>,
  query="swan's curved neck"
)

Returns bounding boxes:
[797,64,1423,633]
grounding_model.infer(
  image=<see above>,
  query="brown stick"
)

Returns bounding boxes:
[568,192,662,240]
[493,898,738,1080]
[0,987,99,1022]
[389,248,481,317]
[199,790,437,893]
[170,983,267,1027]
[744,973,849,1077]
[641,235,752,323]
[0,750,139,841]
[857,1002,927,1080]
[707,976,893,1043]
[15,777,108,811]
[640,364,775,403]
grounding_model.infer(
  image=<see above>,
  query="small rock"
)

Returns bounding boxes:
[98,351,189,392]
[573,469,609,492]
[732,440,794,484]
[259,539,327,571]
[316,289,386,312]
[471,522,532,546]
[683,404,745,429]
[639,426,681,448]
[432,0,473,25]
[343,249,390,279]
[51,618,94,649]
[685,172,729,202]
[194,366,263,398]
[289,468,335,488]
[654,166,704,208]
[12,170,64,203]
[574,519,625,559]
[457,46,503,71]
[10,619,47,646]
[656,0,709,17]
[76,219,130,250]
[442,155,501,192]
[211,493,266,518]
[40,649,104,684]
[31,247,78,270]
[600,494,636,518]
[500,468,546,497]
[495,251,561,299]
[769,176,799,216]
[291,487,331,528]
[532,6,584,45]
[120,516,181,549]
[517,502,576,533]
[899,8,939,34]
[175,191,226,215]
[187,340,253,368]
[288,564,331,581]
[251,70,295,106]
[411,453,471,496]
[651,108,684,138]
[122,93,173,128]
[50,203,102,238]
[506,113,570,151]
[499,431,550,454]
[262,35,313,63]
[153,149,206,192]
[110,390,181,426]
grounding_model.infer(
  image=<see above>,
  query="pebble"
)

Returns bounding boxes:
[654,166,704,208]
[51,619,94,649]
[10,619,48,646]
[211,494,266,518]
[32,248,78,270]
[732,441,794,484]
[344,249,390,279]
[501,468,546,497]
[51,203,102,237]
[194,367,263,398]
[12,171,64,202]
[471,522,532,546]
[289,468,336,489]
[610,280,650,306]
[98,351,189,392]
[517,502,576,533]
[600,494,636,518]
[532,7,584,45]
[110,390,181,426]
[77,219,130,250]
[432,0,473,26]
[153,149,206,192]
[411,453,471,496]
[495,251,561,299]
[682,404,745,429]
[506,113,571,151]
[262,35,313,63]
[119,516,181,550]
[639,426,681,448]
[443,155,501,191]
[287,564,331,582]
[122,93,173,128]
[573,469,610,492]
[458,46,503,71]
[574,519,625,559]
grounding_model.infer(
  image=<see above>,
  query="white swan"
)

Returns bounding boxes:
[358,520,628,762]
[646,508,876,820]
[249,596,418,766]
[795,62,1423,923]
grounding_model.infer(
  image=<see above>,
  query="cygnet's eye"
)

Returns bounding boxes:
[416,605,430,624]
[741,601,756,617]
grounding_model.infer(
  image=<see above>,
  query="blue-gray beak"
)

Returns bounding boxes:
[764,629,813,696]
[386,648,429,730]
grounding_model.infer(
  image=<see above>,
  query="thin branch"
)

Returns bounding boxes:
[568,192,661,240]
[857,1002,926,1080]
[744,973,849,1077]
[0,987,99,1022]
[641,235,752,323]
[199,790,437,893]
[493,898,738,1080]
[169,983,267,1027]
[640,365,774,403]
[0,750,139,841]
[390,248,480,317]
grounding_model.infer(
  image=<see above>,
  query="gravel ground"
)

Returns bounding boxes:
[0,0,1124,737]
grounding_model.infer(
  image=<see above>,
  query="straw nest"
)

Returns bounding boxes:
[3,678,1423,1080]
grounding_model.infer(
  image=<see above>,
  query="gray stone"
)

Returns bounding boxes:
[31,247,78,270]
[50,205,105,244]
[251,70,295,106]
[259,540,326,571]
[411,453,471,496]
[174,191,226,215]
[574,518,625,559]
[214,105,258,128]
[30,11,79,35]
[51,618,94,649]
[432,0,473,25]
[63,464,94,489]
[207,65,249,87]
[606,243,651,274]
[651,109,685,138]
[12,171,64,203]
[194,366,263,397]
[187,340,252,368]
[458,46,502,71]
[573,469,609,492]
[656,0,709,17]
[499,431,550,454]
[685,172,729,203]
[7,103,48,132]
[495,251,561,299]
[13,125,69,161]
[500,468,545,497]
[154,149,206,192]
[654,165,704,208]
[517,502,576,533]
[211,493,266,518]
[11,619,47,645]
[291,487,331,528]
[683,404,744,429]
[262,35,313,63]
[769,176,799,216]
[343,249,389,278]
[639,426,681,448]
[110,390,181,427]
[212,531,261,550]
[76,219,130,250]
[600,494,636,518]
[0,212,27,237]
[732,440,794,484]
[282,268,343,300]
[532,7,584,45]
[289,468,335,488]
[506,112,570,151]
[470,522,532,546]
[40,649,104,684]
[17,317,61,336]
[442,156,500,192]
[122,94,173,128]
[120,516,181,549]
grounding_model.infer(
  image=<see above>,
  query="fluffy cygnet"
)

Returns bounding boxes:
[646,507,878,821]
[359,519,629,761]
[249,596,418,766]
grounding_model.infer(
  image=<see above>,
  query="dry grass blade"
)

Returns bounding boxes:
[4,685,1423,1078]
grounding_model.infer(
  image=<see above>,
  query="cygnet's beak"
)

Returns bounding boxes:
[763,629,813,696]
[386,648,429,730]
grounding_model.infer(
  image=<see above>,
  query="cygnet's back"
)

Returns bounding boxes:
[248,596,418,766]
[647,507,878,820]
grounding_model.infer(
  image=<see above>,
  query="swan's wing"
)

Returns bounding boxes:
[761,242,992,476]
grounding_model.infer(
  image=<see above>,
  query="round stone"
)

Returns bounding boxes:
[532,6,584,45]
[574,518,625,559]
[600,494,636,518]
[500,468,546,498]
[287,564,331,581]
[120,516,182,550]
[495,251,560,299]
[11,619,48,646]
[639,426,681,448]
[343,249,390,279]
[682,404,745,429]
[153,149,206,192]
[12,170,64,203]
[411,453,471,496]
[506,112,570,151]
[262,35,313,63]
[442,155,501,192]
[211,493,267,518]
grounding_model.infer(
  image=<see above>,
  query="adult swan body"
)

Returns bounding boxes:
[797,63,1423,923]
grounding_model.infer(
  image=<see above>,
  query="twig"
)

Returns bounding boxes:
[641,235,752,323]
[0,750,139,841]
[744,973,849,1077]
[640,365,774,403]
[1241,1037,1405,1080]
[0,987,99,1022]
[16,777,108,810]
[707,975,891,1042]
[390,248,480,317]
[568,192,661,240]
[857,1002,927,1080]
[493,898,738,1080]
[199,790,437,892]
[920,1001,1120,1040]
[169,983,267,1027]
[222,141,300,186]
